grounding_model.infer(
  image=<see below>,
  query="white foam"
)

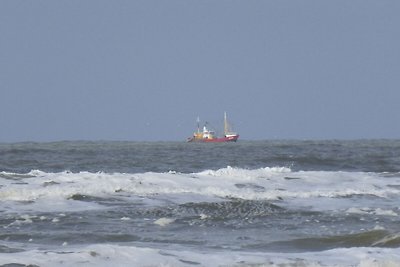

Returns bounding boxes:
[1,168,400,213]
[0,244,399,267]
[374,208,398,216]
[6,214,34,227]
[346,207,398,217]
[198,166,292,179]
[154,217,175,226]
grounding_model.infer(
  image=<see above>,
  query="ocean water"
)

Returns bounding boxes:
[0,140,400,267]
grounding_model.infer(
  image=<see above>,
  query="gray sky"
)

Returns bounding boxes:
[1,1,399,142]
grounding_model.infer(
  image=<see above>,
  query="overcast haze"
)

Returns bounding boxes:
[1,1,399,142]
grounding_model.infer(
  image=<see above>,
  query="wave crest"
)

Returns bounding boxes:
[197,166,292,178]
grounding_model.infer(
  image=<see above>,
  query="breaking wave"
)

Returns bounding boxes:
[1,167,400,210]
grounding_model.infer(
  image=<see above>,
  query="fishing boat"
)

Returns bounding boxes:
[187,112,239,142]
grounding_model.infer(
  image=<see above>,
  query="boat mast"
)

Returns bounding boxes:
[224,112,228,135]
[197,116,200,133]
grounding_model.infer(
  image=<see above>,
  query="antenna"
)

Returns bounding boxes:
[224,112,228,135]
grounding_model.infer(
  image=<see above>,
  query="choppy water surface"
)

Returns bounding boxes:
[0,140,400,266]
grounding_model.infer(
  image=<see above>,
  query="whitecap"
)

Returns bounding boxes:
[154,217,175,226]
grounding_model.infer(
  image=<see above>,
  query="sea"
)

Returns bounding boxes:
[0,140,400,267]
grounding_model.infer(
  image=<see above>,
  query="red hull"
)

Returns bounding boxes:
[188,135,239,143]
